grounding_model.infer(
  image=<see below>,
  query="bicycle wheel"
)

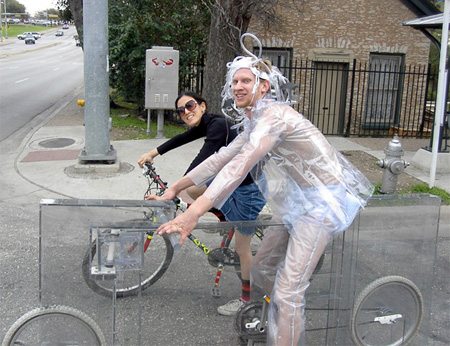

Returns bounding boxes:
[2,305,106,346]
[82,232,174,297]
[351,276,424,346]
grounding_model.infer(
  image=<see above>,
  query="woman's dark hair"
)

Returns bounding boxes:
[175,91,207,111]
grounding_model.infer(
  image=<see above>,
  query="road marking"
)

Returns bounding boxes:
[15,78,29,84]
[53,67,61,71]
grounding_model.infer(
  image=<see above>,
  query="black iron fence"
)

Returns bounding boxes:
[288,59,439,138]
[179,58,445,139]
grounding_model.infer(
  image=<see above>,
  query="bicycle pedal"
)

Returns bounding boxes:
[211,287,221,297]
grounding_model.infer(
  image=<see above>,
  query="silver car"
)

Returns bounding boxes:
[24,34,35,44]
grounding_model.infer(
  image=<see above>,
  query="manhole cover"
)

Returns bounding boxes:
[39,138,76,149]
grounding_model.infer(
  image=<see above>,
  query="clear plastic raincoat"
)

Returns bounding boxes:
[187,72,374,346]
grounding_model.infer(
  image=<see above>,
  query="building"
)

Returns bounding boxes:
[247,0,440,137]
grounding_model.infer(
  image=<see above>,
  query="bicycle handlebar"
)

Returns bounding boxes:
[155,208,181,251]
[143,163,188,210]
[143,162,186,250]
[143,163,168,193]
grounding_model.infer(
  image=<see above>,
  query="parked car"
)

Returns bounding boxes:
[24,35,36,44]
[17,32,32,40]
[55,30,64,36]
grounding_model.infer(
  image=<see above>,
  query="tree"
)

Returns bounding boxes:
[56,0,82,40]
[6,0,25,14]
[201,0,296,113]
[56,0,297,113]
[47,8,59,15]
[36,8,58,19]
[56,0,73,23]
[201,0,255,113]
[108,0,210,110]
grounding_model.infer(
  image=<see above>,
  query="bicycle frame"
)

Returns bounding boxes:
[142,163,264,297]
[83,163,267,299]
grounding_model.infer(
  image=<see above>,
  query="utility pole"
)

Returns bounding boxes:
[78,0,117,164]
[2,0,7,39]
[0,0,3,42]
[429,0,450,187]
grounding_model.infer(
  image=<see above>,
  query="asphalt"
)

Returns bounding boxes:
[1,83,449,344]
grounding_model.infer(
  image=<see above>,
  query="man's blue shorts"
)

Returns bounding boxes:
[220,182,266,236]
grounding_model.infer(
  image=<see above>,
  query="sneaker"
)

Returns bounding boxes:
[217,298,245,316]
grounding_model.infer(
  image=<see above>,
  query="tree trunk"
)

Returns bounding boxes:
[69,0,83,42]
[202,0,254,115]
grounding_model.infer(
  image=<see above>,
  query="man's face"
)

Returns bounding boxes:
[231,68,258,109]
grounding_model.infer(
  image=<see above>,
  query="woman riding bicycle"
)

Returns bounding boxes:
[138,91,266,316]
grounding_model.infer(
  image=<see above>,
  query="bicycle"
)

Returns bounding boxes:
[234,275,423,346]
[81,162,270,298]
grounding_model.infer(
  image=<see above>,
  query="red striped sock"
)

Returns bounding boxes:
[241,279,251,302]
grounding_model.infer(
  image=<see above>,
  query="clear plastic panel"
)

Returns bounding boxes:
[38,194,439,345]
[39,199,176,345]
[335,193,440,346]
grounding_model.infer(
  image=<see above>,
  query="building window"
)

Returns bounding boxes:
[364,53,404,129]
[254,47,293,79]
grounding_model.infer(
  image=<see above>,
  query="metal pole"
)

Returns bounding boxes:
[78,0,117,163]
[430,0,450,187]
[3,0,7,39]
[156,109,165,139]
[0,0,3,42]
[146,109,151,136]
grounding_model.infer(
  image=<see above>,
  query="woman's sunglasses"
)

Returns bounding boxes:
[176,100,197,116]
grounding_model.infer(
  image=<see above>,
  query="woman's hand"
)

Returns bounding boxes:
[137,149,158,168]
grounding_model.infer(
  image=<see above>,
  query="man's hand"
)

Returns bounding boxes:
[145,187,177,201]
[156,210,200,246]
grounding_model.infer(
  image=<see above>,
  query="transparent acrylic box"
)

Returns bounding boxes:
[38,194,440,345]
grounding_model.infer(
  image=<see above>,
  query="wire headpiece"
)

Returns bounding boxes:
[221,33,291,123]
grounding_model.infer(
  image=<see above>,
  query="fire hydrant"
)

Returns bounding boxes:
[376,135,409,194]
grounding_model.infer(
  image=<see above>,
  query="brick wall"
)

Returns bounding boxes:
[248,0,431,66]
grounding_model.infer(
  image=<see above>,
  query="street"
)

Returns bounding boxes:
[0,26,83,145]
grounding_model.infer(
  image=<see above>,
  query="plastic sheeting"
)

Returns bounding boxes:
[187,99,374,345]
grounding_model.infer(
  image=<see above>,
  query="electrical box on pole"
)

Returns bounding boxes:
[145,47,179,138]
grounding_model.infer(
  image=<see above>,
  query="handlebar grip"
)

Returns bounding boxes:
[155,209,181,251]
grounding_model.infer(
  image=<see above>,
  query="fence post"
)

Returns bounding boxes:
[346,59,357,137]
